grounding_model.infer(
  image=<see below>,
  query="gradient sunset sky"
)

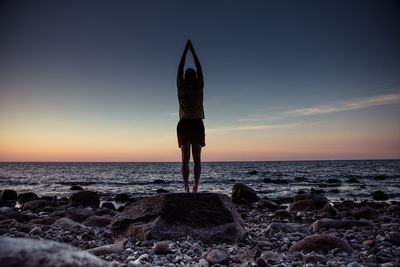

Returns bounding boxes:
[1,0,399,161]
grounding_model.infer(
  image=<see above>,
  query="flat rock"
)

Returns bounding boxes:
[289,234,353,253]
[232,183,259,203]
[110,193,246,243]
[52,217,86,229]
[82,215,112,227]
[66,207,95,222]
[0,237,114,267]
[312,219,374,233]
[87,239,126,256]
[351,206,379,219]
[22,200,49,211]
[206,248,230,265]
[69,191,100,208]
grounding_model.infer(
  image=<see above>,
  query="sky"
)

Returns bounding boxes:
[0,0,399,161]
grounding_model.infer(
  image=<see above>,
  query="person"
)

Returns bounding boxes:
[176,40,205,193]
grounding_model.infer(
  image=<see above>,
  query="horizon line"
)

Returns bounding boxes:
[1,158,399,163]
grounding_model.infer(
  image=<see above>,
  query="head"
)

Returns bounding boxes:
[184,68,196,83]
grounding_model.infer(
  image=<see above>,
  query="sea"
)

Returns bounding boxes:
[0,160,399,202]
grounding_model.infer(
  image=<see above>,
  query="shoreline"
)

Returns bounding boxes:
[1,187,399,266]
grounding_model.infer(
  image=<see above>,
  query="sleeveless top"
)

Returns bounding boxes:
[177,79,204,119]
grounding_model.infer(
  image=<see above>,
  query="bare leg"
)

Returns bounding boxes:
[192,143,202,193]
[181,144,190,192]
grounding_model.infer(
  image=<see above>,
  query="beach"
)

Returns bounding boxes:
[0,183,399,266]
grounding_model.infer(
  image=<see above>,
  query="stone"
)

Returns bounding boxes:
[82,215,112,227]
[312,219,374,233]
[386,231,400,245]
[96,208,117,216]
[0,237,114,266]
[101,202,116,210]
[319,203,338,217]
[152,241,170,254]
[351,206,378,219]
[248,170,257,175]
[302,254,326,265]
[66,207,95,222]
[29,226,42,235]
[69,191,100,207]
[264,222,310,235]
[153,179,165,184]
[29,216,59,225]
[70,185,84,190]
[22,200,49,211]
[256,199,279,211]
[289,194,329,212]
[17,192,38,202]
[0,189,17,201]
[87,239,126,256]
[198,258,210,267]
[372,191,389,201]
[232,183,259,203]
[274,210,293,220]
[115,193,130,202]
[110,193,246,243]
[52,217,86,229]
[362,240,374,246]
[205,248,230,265]
[289,234,353,253]
[257,251,280,265]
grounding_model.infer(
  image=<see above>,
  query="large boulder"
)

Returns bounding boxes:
[232,183,259,203]
[69,191,100,208]
[0,190,17,201]
[110,193,246,243]
[0,237,114,267]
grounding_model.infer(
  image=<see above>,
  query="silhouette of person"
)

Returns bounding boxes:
[177,40,205,193]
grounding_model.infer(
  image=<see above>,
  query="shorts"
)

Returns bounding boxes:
[177,118,205,148]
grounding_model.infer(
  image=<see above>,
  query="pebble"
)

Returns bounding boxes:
[0,190,398,266]
[153,241,170,254]
[205,248,230,265]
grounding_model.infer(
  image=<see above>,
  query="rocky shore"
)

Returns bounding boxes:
[0,184,399,267]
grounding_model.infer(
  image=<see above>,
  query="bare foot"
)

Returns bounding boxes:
[184,183,190,193]
[192,183,198,193]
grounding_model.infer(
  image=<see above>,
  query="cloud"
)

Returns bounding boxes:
[207,122,300,133]
[284,93,400,116]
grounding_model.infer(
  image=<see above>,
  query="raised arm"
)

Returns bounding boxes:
[189,41,203,82]
[177,41,190,87]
